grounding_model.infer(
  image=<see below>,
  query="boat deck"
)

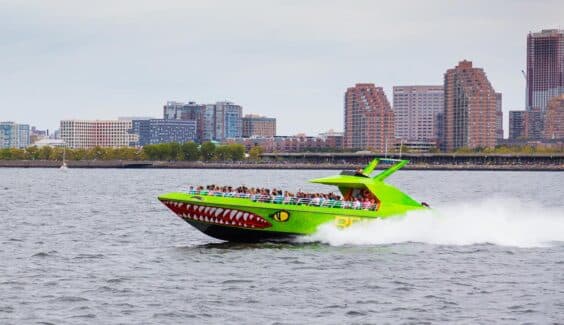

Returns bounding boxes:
[186,190,378,211]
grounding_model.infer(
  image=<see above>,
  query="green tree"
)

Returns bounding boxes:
[0,148,11,159]
[248,145,263,161]
[142,144,157,160]
[169,142,182,161]
[144,144,167,160]
[454,147,473,154]
[200,141,216,161]
[53,147,66,160]
[71,148,88,160]
[214,146,232,161]
[227,143,245,161]
[181,142,200,161]
[8,148,26,160]
[160,143,173,160]
[133,148,145,160]
[25,146,40,160]
[38,146,53,160]
[90,146,106,160]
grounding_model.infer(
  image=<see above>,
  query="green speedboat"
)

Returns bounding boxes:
[158,158,427,242]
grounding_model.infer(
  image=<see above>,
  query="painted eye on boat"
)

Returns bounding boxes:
[272,211,290,222]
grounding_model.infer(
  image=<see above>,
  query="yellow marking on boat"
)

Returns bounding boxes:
[334,216,361,228]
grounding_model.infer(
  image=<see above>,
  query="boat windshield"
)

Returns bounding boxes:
[341,186,380,211]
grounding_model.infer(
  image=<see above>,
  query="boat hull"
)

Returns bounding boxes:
[185,220,299,242]
[158,192,425,243]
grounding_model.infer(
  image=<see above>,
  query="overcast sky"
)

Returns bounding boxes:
[1,0,562,136]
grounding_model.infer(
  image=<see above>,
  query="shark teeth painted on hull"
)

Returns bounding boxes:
[160,200,272,229]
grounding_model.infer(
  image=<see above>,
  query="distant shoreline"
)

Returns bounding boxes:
[0,160,562,171]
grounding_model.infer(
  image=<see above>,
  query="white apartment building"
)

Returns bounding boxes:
[393,85,444,142]
[60,120,137,148]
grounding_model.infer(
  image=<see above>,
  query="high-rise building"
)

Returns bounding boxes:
[508,111,526,140]
[163,101,208,141]
[200,105,216,142]
[60,120,137,149]
[242,115,276,138]
[0,122,30,148]
[526,107,545,140]
[163,101,242,142]
[163,101,192,120]
[496,93,504,142]
[508,109,544,140]
[526,29,564,113]
[344,83,395,151]
[393,85,444,142]
[435,111,445,149]
[544,95,564,139]
[442,60,497,151]
[214,101,243,140]
[131,119,197,146]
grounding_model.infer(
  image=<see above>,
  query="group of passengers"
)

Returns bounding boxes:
[346,189,379,210]
[187,184,379,210]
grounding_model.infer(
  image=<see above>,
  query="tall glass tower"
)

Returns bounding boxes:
[526,29,564,113]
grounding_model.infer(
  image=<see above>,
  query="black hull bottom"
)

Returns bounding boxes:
[186,220,299,243]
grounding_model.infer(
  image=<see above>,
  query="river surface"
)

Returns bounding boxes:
[1,168,563,324]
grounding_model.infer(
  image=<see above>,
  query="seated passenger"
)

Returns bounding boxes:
[310,195,321,206]
[352,199,361,209]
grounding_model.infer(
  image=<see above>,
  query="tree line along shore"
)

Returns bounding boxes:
[1,141,563,161]
[0,141,562,171]
[0,142,251,162]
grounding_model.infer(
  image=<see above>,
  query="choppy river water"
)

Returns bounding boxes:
[1,168,563,324]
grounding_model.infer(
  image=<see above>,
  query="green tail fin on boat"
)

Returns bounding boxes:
[373,159,409,182]
[362,158,380,175]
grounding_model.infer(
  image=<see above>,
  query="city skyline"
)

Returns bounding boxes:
[1,1,562,136]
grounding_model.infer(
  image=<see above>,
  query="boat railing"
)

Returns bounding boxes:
[186,190,377,210]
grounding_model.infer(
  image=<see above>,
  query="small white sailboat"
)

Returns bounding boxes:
[60,147,68,170]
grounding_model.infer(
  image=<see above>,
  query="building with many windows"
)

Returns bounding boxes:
[318,130,344,149]
[442,60,498,151]
[163,101,192,120]
[131,119,197,146]
[232,134,341,153]
[242,115,276,138]
[163,101,242,142]
[393,85,444,143]
[526,29,564,113]
[544,94,564,140]
[496,93,504,143]
[508,108,544,140]
[344,83,395,151]
[0,122,30,148]
[509,111,526,140]
[60,120,137,148]
[214,101,242,140]
[163,101,208,141]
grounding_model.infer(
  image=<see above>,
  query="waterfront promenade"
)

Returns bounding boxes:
[0,153,562,171]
